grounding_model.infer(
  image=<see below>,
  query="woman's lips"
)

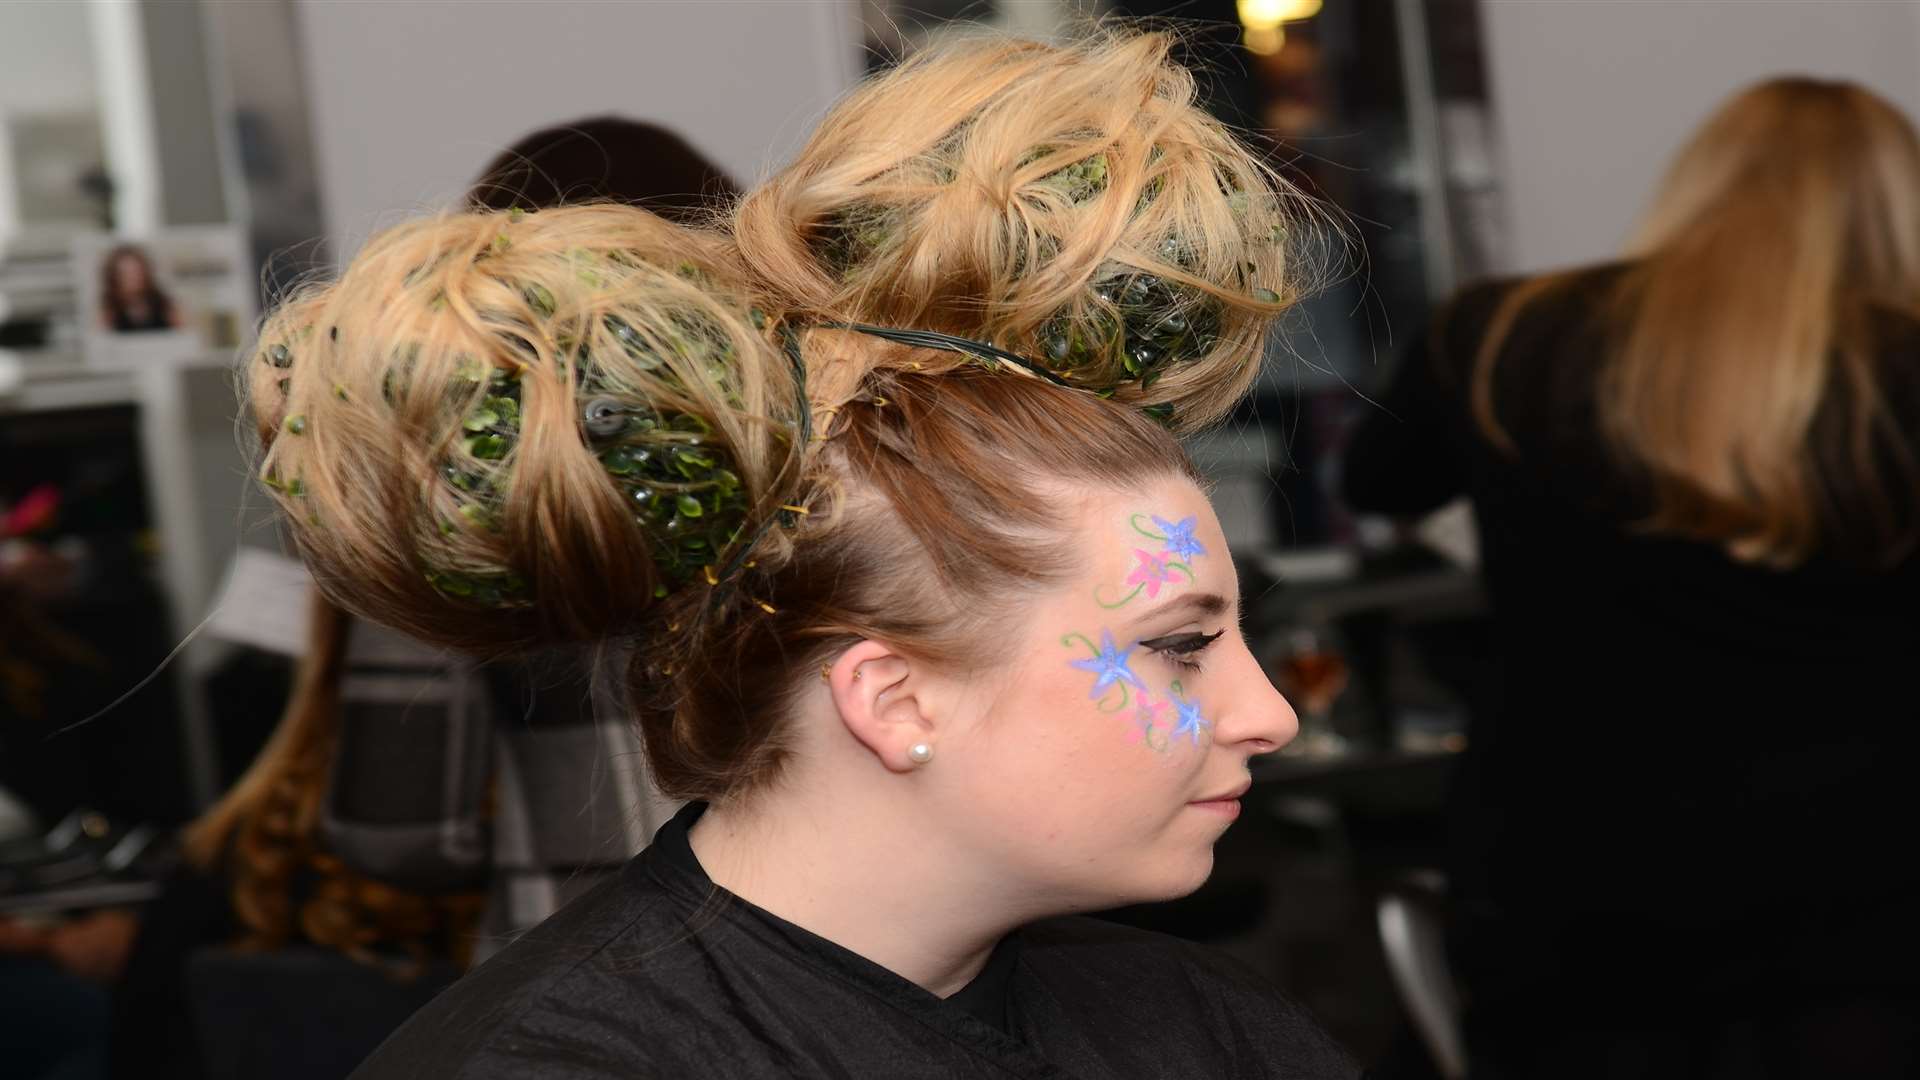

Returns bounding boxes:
[1189,780,1250,820]
[1188,797,1242,820]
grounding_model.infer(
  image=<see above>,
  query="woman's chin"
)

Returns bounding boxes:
[1105,846,1217,908]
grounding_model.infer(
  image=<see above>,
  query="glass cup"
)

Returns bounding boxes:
[1275,626,1350,758]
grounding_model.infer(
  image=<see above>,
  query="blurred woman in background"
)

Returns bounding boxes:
[1347,78,1920,1078]
[96,246,181,334]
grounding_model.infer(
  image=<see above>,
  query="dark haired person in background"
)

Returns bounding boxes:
[1347,78,1920,1078]
[97,246,181,334]
[467,116,741,221]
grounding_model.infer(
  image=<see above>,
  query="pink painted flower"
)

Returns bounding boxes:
[1126,548,1175,599]
[1128,691,1170,745]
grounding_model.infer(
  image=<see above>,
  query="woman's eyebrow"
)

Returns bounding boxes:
[1127,591,1230,629]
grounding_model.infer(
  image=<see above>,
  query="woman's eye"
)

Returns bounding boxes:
[1138,630,1224,672]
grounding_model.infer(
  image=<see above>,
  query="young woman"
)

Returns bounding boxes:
[250,33,1354,1078]
[97,246,181,333]
[1346,79,1920,1078]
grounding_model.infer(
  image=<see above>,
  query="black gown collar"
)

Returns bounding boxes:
[641,800,1021,1035]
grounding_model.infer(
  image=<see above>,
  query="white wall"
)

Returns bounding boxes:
[1480,0,1920,274]
[0,1,98,113]
[140,0,231,225]
[294,0,861,258]
[0,0,100,232]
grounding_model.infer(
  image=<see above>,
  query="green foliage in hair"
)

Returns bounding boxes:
[424,365,533,605]
[421,281,764,608]
[423,567,527,607]
[594,409,752,589]
[1025,146,1110,204]
[1040,265,1224,394]
[805,139,1279,419]
[584,301,756,587]
[814,202,892,279]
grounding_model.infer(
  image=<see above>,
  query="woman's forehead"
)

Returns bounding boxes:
[1009,481,1235,661]
[1076,481,1219,573]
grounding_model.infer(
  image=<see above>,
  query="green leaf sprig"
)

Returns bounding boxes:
[594,408,751,596]
[429,365,533,605]
[426,286,760,607]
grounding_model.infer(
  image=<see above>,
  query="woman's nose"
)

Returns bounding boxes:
[1211,640,1298,754]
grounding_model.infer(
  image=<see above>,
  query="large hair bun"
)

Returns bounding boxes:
[249,205,804,654]
[734,31,1312,431]
[247,32,1318,658]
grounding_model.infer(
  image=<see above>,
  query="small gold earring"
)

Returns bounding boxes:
[820,663,830,683]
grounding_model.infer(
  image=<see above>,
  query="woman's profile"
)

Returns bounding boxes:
[97,245,183,333]
[249,32,1353,1078]
[1347,77,1920,1077]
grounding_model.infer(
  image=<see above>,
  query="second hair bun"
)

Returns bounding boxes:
[733,32,1304,432]
[251,205,805,654]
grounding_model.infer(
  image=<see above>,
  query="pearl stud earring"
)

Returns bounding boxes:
[907,742,934,765]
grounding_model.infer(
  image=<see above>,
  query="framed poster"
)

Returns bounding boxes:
[71,225,253,369]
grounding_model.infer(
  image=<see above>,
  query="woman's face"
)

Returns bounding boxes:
[929,474,1296,911]
[111,253,151,295]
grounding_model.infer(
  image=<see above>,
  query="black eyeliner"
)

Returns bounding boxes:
[1138,629,1224,654]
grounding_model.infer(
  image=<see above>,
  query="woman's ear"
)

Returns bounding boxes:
[825,640,935,773]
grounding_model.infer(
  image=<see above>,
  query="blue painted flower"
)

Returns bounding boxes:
[1069,629,1145,698]
[1168,688,1212,746]
[1153,514,1207,562]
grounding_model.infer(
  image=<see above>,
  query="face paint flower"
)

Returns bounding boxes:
[1168,687,1212,746]
[1128,692,1171,745]
[1125,548,1177,599]
[1068,629,1145,699]
[1153,514,1207,563]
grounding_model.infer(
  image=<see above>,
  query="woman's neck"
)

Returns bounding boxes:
[686,784,1018,998]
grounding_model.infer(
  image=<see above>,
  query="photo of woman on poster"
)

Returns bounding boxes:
[96,245,182,334]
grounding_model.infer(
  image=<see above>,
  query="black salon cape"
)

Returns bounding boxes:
[352,803,1357,1079]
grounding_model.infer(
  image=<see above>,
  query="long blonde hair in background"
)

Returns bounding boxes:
[1473,77,1920,566]
[183,597,482,971]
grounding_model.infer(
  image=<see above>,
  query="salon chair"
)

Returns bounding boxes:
[1376,869,1465,1079]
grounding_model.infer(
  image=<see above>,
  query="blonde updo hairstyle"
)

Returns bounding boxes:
[249,31,1309,802]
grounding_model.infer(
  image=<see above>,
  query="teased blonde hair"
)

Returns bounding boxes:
[1474,77,1920,565]
[736,31,1309,422]
[246,30,1312,799]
